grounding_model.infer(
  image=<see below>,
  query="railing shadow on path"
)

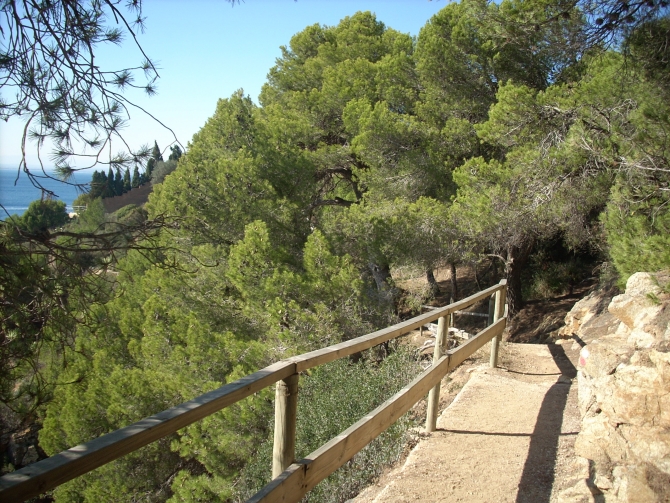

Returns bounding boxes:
[437,429,578,438]
[514,343,576,503]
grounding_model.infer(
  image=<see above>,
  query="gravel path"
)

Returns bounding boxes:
[353,341,586,503]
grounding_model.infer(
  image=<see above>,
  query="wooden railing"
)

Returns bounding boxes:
[0,280,507,503]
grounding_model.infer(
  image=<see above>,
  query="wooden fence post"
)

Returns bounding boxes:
[489,281,507,368]
[494,281,506,322]
[425,316,448,432]
[488,294,495,326]
[272,373,299,479]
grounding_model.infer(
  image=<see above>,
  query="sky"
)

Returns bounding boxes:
[0,0,447,172]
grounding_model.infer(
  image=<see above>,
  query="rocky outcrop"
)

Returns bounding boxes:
[563,272,670,502]
[0,423,45,474]
[558,285,619,344]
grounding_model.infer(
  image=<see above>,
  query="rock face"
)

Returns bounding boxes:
[565,272,670,502]
[0,423,45,473]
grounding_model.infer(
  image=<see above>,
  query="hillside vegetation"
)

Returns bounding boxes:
[1,1,669,501]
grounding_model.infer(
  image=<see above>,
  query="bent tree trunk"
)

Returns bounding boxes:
[450,263,458,301]
[506,244,532,318]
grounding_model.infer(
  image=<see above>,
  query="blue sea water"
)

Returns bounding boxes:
[0,168,83,217]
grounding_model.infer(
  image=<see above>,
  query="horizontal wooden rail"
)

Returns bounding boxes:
[249,317,507,502]
[0,361,296,502]
[422,305,489,318]
[0,281,506,503]
[456,311,489,318]
[291,282,502,373]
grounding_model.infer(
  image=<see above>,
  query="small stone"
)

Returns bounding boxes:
[556,479,599,503]
[21,445,38,465]
[594,474,612,490]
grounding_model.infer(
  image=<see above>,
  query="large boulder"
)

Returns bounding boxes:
[574,272,670,502]
[559,285,619,343]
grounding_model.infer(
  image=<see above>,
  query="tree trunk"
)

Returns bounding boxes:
[473,262,482,291]
[369,262,393,292]
[491,256,499,283]
[426,269,440,296]
[450,263,458,301]
[505,244,532,318]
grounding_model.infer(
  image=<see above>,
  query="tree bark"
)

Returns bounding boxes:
[450,263,458,301]
[473,262,482,291]
[369,262,393,293]
[426,269,440,296]
[491,256,498,283]
[505,244,532,318]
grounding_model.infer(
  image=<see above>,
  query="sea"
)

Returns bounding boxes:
[0,168,83,217]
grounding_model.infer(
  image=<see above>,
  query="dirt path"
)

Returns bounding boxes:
[353,341,586,503]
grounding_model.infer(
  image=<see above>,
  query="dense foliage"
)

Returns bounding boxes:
[2,0,669,501]
[236,347,421,502]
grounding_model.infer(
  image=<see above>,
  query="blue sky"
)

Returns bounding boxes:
[0,0,447,170]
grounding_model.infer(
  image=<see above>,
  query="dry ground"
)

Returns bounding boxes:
[353,341,585,503]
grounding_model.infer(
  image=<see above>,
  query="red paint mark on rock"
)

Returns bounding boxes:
[579,347,590,367]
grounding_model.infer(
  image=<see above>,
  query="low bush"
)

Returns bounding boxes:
[522,240,598,300]
[236,345,422,502]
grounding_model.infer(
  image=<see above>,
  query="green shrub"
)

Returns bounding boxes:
[236,345,422,502]
[151,160,178,185]
[603,185,670,286]
[396,282,433,316]
[523,247,594,300]
[14,199,69,234]
[525,261,581,299]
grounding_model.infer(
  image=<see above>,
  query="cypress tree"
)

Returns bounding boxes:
[132,166,140,188]
[123,168,131,193]
[146,158,155,181]
[114,168,123,196]
[151,141,163,162]
[168,145,182,161]
[104,167,115,198]
[90,170,104,199]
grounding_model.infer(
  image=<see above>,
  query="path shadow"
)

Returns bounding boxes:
[573,335,587,348]
[515,344,577,503]
[437,428,577,437]
[505,370,562,376]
